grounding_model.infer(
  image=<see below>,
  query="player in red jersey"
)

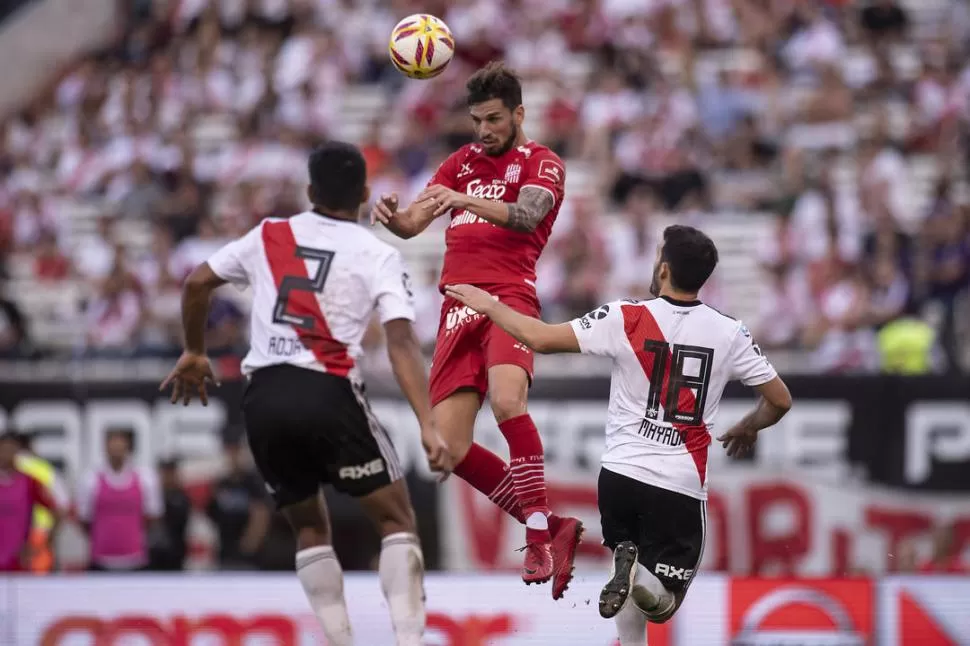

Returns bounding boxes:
[372,62,583,598]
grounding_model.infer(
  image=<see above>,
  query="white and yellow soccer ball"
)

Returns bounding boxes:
[388,14,455,80]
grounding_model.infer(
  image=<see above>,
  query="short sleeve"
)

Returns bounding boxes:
[138,468,164,519]
[426,151,460,190]
[75,472,98,522]
[206,225,261,289]
[373,249,416,324]
[522,149,566,208]
[730,322,778,386]
[568,302,626,358]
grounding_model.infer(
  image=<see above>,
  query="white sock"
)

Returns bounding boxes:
[615,598,648,646]
[379,533,426,646]
[296,546,354,646]
[632,563,675,619]
[525,511,548,531]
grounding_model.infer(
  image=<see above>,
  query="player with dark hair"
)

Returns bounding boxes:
[372,61,583,597]
[162,141,443,646]
[444,225,793,645]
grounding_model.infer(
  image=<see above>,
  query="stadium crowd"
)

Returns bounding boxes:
[0,0,967,373]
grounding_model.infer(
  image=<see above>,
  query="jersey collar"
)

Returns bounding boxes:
[660,295,702,308]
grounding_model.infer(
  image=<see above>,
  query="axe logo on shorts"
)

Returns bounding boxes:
[655,562,693,581]
[338,458,384,480]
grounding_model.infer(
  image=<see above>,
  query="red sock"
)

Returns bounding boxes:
[498,414,550,520]
[453,443,525,523]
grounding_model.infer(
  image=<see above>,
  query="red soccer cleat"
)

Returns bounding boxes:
[520,528,554,585]
[549,515,584,600]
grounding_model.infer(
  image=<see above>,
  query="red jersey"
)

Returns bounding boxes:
[428,141,566,290]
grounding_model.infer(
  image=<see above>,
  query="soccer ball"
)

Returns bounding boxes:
[388,14,455,80]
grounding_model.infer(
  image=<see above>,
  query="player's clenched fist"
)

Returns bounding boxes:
[444,284,499,313]
[371,193,399,225]
[421,423,453,480]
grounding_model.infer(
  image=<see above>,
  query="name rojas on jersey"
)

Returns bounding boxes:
[206,212,416,381]
[569,296,777,500]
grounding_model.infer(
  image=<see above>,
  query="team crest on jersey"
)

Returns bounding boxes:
[504,163,521,183]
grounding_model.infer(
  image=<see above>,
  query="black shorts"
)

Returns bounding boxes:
[242,364,403,507]
[598,467,706,593]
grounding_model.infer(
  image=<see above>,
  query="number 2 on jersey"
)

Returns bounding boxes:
[272,246,335,330]
[642,341,714,425]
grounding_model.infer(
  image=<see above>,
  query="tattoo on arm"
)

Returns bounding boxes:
[507,187,555,232]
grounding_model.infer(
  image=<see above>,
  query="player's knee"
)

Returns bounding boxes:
[490,392,528,424]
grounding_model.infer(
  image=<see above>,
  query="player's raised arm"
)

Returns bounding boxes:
[445,284,581,353]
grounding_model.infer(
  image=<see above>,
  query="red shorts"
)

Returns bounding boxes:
[429,285,539,407]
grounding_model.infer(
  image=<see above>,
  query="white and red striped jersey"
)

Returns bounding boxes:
[207,211,415,381]
[569,295,777,500]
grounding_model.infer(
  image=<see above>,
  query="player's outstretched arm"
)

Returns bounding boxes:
[371,193,439,240]
[160,263,224,406]
[716,377,792,457]
[419,185,554,232]
[383,318,452,475]
[445,284,580,353]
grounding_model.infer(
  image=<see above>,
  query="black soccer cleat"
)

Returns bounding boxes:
[599,541,639,619]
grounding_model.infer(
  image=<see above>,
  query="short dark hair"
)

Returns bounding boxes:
[308,141,367,212]
[660,225,719,293]
[466,61,522,111]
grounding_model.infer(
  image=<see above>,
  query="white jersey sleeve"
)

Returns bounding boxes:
[729,322,778,386]
[568,302,628,357]
[206,225,262,289]
[373,249,416,324]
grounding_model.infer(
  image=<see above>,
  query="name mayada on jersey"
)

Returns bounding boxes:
[568,297,777,501]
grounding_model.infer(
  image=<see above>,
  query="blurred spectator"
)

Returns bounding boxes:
[859,0,909,46]
[205,435,270,570]
[33,231,71,281]
[0,0,965,371]
[0,293,29,358]
[76,429,163,572]
[149,458,191,572]
[0,430,60,573]
[206,294,246,355]
[118,161,169,220]
[920,202,970,371]
[83,266,145,355]
[550,196,610,318]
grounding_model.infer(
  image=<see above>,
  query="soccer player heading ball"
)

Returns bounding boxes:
[372,62,583,599]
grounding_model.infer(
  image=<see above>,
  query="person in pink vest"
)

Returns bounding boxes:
[0,430,61,572]
[76,429,163,572]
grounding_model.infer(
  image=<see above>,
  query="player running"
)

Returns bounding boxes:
[444,225,793,645]
[372,61,582,597]
[161,141,445,646]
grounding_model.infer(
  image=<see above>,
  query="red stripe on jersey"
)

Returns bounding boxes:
[262,221,354,377]
[621,304,709,487]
